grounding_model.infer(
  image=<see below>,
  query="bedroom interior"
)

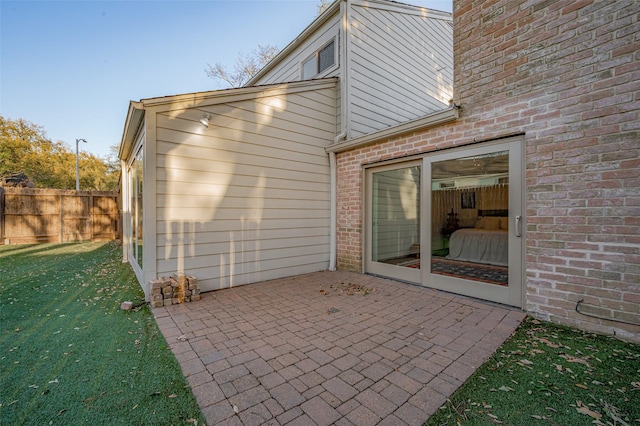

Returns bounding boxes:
[377,151,510,286]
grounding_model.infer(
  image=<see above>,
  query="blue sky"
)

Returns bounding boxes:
[1,0,452,159]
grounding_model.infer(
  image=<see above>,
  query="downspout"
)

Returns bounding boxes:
[328,151,337,271]
[329,0,350,271]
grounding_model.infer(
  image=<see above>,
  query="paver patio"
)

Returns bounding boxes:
[154,271,526,425]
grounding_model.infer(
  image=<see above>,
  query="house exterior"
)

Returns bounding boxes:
[118,0,453,298]
[120,0,639,342]
[331,0,639,342]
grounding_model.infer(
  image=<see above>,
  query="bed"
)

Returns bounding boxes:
[446,210,509,266]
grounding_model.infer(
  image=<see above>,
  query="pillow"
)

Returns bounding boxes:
[499,217,509,230]
[484,217,500,230]
[475,217,485,229]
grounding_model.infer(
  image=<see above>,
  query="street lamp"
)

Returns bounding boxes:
[76,138,87,191]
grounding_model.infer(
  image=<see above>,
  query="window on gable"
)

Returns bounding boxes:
[302,39,335,79]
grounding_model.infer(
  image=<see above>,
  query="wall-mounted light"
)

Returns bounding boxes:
[200,113,212,128]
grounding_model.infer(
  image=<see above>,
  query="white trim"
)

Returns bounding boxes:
[140,80,337,111]
[352,0,452,20]
[127,134,145,290]
[142,113,157,301]
[120,159,130,263]
[343,0,352,140]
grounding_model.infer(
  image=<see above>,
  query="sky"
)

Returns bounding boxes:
[1,0,452,159]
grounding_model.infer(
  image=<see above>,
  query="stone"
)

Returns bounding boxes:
[149,279,163,289]
[120,301,133,310]
[172,273,188,286]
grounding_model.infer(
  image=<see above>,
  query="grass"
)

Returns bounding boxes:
[0,241,205,425]
[426,316,640,425]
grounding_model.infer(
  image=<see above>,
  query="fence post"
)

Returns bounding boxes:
[0,187,5,244]
[59,193,64,243]
[90,193,94,241]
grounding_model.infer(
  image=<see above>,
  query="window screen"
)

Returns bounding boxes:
[318,40,335,73]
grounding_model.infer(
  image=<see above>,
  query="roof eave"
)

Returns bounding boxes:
[118,101,144,161]
[326,107,459,154]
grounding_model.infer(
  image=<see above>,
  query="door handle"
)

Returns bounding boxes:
[515,215,521,237]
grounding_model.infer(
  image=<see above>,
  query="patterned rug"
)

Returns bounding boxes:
[398,257,508,286]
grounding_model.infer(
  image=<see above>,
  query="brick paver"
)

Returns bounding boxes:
[154,271,525,425]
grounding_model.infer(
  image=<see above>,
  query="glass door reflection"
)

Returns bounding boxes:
[431,151,509,286]
[372,165,421,269]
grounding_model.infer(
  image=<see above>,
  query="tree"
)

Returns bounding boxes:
[0,115,119,191]
[205,44,280,88]
[317,0,332,15]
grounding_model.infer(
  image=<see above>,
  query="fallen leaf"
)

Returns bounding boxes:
[537,337,560,348]
[168,394,177,398]
[575,383,589,389]
[560,354,590,366]
[233,405,239,414]
[519,359,534,366]
[576,401,602,419]
[487,413,503,424]
[498,386,514,392]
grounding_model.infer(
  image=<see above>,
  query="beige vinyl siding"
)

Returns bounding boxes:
[154,84,336,291]
[252,12,342,137]
[348,3,453,137]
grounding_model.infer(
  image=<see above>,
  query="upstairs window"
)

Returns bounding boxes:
[302,39,335,79]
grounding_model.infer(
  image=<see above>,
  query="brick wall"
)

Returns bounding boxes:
[335,0,639,341]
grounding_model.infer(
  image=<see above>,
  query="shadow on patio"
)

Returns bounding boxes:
[153,271,525,425]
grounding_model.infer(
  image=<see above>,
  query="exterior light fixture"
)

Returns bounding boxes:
[75,138,87,191]
[200,113,212,128]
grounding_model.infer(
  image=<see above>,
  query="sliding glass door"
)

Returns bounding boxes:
[365,161,421,284]
[365,138,524,307]
[426,139,523,306]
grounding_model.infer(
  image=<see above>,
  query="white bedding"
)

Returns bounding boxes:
[446,228,508,266]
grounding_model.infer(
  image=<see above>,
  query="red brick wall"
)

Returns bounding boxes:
[335,0,639,341]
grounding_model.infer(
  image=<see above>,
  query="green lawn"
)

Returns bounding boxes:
[0,242,205,425]
[426,316,640,425]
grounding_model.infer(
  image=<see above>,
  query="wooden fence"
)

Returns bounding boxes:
[0,187,120,244]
